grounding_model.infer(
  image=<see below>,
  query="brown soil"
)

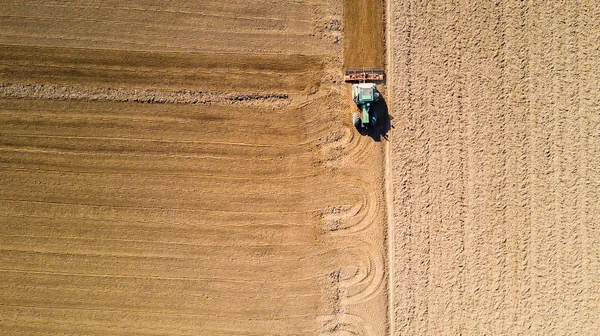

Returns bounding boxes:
[0,45,323,94]
[0,83,291,107]
[389,1,600,334]
[343,0,385,68]
[0,0,388,335]
[0,0,335,54]
[0,96,386,334]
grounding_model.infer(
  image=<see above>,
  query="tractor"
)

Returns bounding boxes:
[344,68,384,134]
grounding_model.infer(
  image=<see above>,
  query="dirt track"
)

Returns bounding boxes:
[389,1,600,334]
[0,0,388,335]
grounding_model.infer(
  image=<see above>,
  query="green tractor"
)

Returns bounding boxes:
[345,68,384,134]
[351,83,380,133]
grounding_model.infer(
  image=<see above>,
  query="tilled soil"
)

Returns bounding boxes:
[0,83,291,107]
[0,45,323,94]
[0,96,386,335]
[0,0,388,334]
[0,0,337,54]
[343,0,385,68]
[389,1,600,334]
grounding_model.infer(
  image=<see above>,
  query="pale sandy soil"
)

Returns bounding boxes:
[388,1,600,335]
[0,0,388,335]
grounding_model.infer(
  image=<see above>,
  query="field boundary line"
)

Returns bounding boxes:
[385,0,395,334]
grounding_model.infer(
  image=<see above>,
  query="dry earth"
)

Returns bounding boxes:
[6,0,599,335]
[343,0,385,68]
[0,45,324,94]
[0,0,388,335]
[389,0,600,335]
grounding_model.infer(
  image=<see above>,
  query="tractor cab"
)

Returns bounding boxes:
[344,68,384,134]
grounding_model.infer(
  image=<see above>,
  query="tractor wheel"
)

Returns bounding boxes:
[352,112,360,128]
[374,91,381,102]
[370,112,377,126]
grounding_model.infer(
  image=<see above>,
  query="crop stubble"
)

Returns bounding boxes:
[389,0,600,334]
[0,0,387,335]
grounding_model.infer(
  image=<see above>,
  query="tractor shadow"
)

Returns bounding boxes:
[366,95,390,142]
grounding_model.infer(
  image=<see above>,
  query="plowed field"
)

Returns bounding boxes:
[389,1,600,335]
[343,0,385,68]
[0,45,323,94]
[0,0,387,335]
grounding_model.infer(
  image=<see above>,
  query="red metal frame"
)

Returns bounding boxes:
[344,68,385,82]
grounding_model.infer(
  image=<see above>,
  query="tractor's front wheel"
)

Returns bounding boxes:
[373,91,381,102]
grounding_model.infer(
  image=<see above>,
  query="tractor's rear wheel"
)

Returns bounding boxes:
[352,112,360,129]
[370,113,377,127]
